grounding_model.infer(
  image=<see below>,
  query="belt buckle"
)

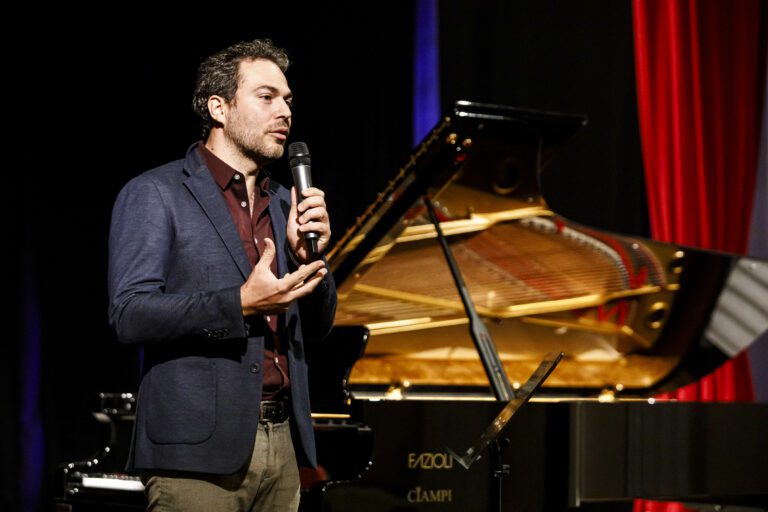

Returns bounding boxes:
[259,400,287,423]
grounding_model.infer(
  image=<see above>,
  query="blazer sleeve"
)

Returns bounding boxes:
[298,260,337,343]
[107,176,247,344]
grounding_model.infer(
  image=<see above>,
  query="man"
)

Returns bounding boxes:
[108,38,336,511]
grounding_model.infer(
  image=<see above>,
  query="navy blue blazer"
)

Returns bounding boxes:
[108,144,336,474]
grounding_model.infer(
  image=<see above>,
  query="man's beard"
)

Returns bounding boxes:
[225,115,286,166]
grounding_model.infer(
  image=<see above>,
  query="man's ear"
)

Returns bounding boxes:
[207,96,227,125]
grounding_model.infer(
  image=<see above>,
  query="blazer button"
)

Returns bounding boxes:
[250,363,261,374]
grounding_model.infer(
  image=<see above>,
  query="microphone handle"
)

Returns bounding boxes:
[305,238,319,259]
[291,163,320,259]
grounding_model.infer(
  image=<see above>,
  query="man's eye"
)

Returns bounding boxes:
[260,94,272,101]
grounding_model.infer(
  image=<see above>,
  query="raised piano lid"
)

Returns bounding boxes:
[324,100,768,397]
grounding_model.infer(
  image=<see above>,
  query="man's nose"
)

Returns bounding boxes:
[276,98,292,119]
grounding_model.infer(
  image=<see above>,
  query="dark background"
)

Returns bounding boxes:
[8,1,647,509]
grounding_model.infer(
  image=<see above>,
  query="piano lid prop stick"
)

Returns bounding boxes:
[424,196,515,401]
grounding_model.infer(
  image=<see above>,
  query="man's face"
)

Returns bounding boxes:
[224,58,293,165]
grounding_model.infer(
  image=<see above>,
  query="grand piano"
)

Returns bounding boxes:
[57,101,768,511]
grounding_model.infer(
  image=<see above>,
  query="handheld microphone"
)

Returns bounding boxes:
[287,141,319,258]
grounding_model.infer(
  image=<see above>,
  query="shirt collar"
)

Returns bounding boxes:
[196,142,271,193]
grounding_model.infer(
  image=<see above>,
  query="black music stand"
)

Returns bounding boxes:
[447,352,563,512]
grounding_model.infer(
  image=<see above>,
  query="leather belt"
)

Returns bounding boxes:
[259,400,290,423]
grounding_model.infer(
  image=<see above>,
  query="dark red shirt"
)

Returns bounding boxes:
[198,144,289,400]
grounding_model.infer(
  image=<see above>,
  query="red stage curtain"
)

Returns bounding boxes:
[631,0,764,510]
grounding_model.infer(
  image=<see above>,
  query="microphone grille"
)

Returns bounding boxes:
[288,141,310,159]
[288,141,310,166]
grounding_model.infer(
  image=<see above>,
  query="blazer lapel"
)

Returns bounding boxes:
[183,163,252,280]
